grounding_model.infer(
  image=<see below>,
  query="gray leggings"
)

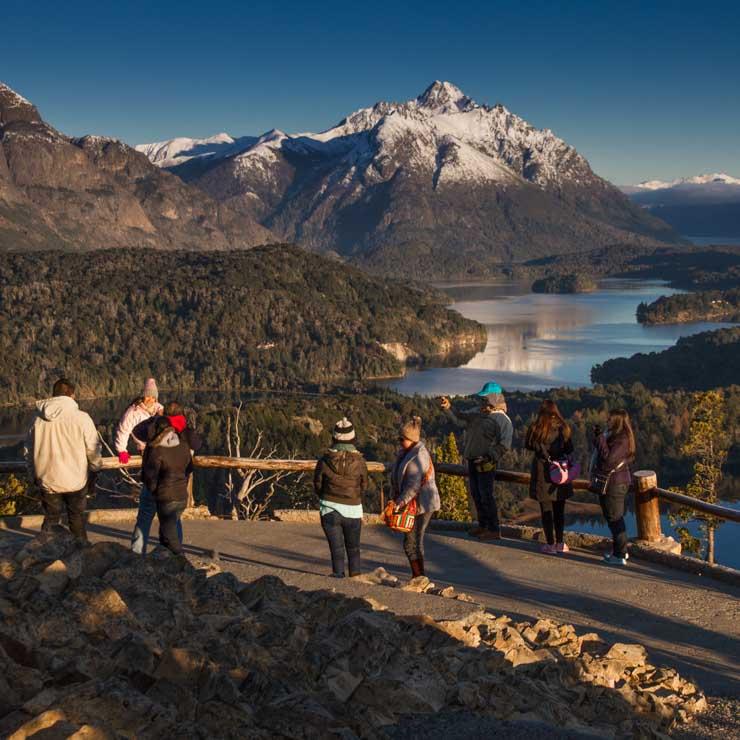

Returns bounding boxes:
[403,511,433,562]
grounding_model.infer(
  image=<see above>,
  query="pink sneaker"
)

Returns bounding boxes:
[556,542,570,553]
[540,544,558,555]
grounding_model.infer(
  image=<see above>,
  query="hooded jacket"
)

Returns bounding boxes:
[114,400,164,454]
[25,396,102,494]
[141,423,202,504]
[314,447,368,507]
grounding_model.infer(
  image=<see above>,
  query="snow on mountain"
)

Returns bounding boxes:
[628,173,740,191]
[134,80,678,273]
[135,132,260,169]
[139,81,600,193]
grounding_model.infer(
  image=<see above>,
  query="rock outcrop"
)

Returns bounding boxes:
[0,529,706,738]
[0,82,272,252]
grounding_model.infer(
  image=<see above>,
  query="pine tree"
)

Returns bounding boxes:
[670,390,730,564]
[434,432,471,521]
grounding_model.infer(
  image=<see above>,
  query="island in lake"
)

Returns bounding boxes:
[531,273,597,294]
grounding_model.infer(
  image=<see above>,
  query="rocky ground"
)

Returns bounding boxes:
[0,529,710,739]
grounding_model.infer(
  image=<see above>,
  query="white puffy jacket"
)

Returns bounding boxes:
[114,401,164,453]
[26,396,102,494]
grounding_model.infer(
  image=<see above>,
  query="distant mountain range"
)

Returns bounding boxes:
[621,173,740,239]
[1,80,680,272]
[0,83,271,251]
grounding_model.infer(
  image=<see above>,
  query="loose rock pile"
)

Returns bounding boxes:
[0,530,707,739]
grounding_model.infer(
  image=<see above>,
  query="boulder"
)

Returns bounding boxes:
[35,560,69,597]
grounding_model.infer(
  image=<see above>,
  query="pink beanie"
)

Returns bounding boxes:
[142,378,158,400]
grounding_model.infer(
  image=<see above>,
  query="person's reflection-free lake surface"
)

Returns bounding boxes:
[382,279,733,395]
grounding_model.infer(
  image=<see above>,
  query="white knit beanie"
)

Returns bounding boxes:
[333,417,356,443]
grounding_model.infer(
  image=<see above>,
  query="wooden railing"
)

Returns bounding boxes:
[2,455,738,540]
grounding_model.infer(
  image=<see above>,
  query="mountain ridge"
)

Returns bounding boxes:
[0,81,272,252]
[137,80,680,277]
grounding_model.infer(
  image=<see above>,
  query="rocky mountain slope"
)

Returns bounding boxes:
[140,81,680,277]
[622,173,740,239]
[0,82,272,251]
[0,530,707,738]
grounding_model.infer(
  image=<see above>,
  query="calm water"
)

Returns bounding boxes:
[382,279,734,395]
[564,501,740,570]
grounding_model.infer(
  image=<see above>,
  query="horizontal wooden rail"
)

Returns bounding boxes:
[1,456,738,524]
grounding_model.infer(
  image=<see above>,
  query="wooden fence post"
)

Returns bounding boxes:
[634,470,662,542]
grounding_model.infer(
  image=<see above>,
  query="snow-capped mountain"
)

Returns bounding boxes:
[0,82,271,251]
[137,81,677,276]
[625,173,740,192]
[622,172,740,240]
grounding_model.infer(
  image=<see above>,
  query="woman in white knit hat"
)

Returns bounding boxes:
[114,378,165,555]
[313,417,368,578]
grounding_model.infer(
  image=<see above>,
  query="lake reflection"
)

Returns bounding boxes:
[383,280,736,395]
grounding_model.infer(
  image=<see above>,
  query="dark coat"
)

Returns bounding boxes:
[141,423,202,504]
[594,432,633,490]
[526,425,574,503]
[314,449,368,507]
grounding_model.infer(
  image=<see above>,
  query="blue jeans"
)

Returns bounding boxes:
[320,510,362,577]
[131,487,183,555]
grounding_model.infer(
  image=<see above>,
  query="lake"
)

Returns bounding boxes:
[381,279,734,395]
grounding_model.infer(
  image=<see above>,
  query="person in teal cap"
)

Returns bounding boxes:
[440,382,513,540]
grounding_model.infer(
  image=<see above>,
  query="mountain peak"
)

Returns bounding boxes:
[0,81,41,125]
[416,81,476,113]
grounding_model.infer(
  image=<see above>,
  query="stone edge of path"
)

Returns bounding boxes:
[2,507,739,588]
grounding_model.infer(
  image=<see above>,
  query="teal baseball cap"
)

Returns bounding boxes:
[476,381,502,397]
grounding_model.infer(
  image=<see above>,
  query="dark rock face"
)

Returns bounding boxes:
[0,82,272,251]
[0,529,708,737]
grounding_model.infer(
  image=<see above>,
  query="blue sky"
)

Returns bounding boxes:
[3,0,738,184]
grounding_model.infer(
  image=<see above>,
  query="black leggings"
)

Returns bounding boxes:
[156,500,186,555]
[539,499,566,545]
[600,484,629,558]
[403,511,433,563]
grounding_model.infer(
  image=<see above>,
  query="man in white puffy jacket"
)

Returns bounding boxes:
[25,378,102,540]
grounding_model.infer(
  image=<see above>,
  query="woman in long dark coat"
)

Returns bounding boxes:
[525,400,574,554]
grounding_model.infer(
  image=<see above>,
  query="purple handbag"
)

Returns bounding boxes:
[549,459,580,485]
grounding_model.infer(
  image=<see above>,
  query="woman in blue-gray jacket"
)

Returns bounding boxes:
[391,416,441,578]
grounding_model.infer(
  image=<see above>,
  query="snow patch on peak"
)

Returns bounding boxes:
[416,80,476,114]
[0,82,32,108]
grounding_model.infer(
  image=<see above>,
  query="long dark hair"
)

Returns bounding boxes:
[525,400,571,446]
[608,409,636,457]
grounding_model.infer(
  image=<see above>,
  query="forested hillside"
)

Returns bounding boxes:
[591,328,740,390]
[637,288,740,324]
[0,246,485,404]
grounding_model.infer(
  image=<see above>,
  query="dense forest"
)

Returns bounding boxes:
[637,287,740,324]
[591,328,740,391]
[0,247,485,404]
[517,245,740,290]
[531,273,596,294]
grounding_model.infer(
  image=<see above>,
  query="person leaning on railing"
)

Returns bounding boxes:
[440,382,513,541]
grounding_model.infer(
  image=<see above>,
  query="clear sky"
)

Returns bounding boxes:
[3,0,739,184]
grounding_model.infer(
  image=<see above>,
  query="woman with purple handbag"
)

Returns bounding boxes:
[525,400,578,555]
